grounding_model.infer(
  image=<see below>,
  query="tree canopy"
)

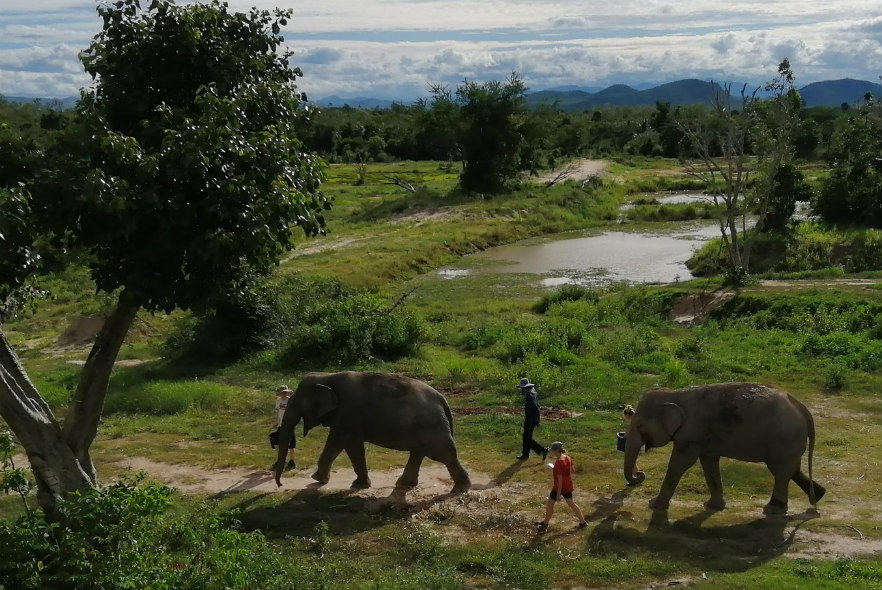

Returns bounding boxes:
[0,0,329,514]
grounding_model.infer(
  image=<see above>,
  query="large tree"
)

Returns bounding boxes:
[815,95,882,227]
[456,73,530,193]
[0,0,329,514]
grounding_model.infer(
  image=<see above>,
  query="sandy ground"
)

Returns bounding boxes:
[113,457,495,506]
[533,159,608,184]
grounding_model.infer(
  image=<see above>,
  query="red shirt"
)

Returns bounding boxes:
[551,454,575,493]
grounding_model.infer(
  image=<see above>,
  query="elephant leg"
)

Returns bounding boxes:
[313,436,345,484]
[345,443,371,489]
[650,446,698,511]
[763,459,798,515]
[397,452,424,488]
[426,439,471,494]
[699,455,726,511]
[792,470,826,504]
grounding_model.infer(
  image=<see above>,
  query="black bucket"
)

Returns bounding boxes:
[616,432,627,452]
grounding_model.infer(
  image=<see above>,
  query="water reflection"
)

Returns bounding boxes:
[437,222,725,286]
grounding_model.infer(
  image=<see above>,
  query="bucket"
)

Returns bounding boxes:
[616,432,627,452]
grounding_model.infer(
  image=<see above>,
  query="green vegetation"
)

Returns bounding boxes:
[688,223,882,276]
[2,21,881,590]
[4,155,880,588]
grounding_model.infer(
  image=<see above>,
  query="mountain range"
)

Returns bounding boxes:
[5,78,880,111]
[315,78,882,110]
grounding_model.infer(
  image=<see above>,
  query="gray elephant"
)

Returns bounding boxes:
[623,382,825,514]
[273,371,471,493]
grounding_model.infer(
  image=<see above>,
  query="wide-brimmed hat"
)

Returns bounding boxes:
[276,385,293,395]
[549,441,564,451]
[516,377,535,389]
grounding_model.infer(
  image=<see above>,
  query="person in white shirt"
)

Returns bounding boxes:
[272,385,296,471]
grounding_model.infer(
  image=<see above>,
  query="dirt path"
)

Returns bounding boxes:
[533,159,608,184]
[113,457,496,507]
[103,456,882,560]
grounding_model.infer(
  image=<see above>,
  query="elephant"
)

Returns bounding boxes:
[623,382,825,514]
[273,371,471,493]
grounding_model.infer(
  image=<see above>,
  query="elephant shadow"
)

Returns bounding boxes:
[583,491,820,573]
[234,484,460,539]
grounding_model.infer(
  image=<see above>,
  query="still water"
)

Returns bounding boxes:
[437,221,725,287]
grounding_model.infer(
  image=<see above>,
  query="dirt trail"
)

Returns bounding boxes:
[104,456,882,559]
[113,457,494,506]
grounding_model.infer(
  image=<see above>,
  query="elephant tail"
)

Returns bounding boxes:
[795,396,818,506]
[441,395,454,436]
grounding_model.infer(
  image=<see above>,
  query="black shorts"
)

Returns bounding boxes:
[549,491,573,501]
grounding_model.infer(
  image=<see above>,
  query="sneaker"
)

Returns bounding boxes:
[535,521,548,533]
[515,455,528,460]
[541,447,548,461]
[285,459,296,471]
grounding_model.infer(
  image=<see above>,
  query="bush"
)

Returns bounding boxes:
[164,275,425,368]
[279,293,425,367]
[824,363,848,390]
[0,479,290,590]
[532,284,600,313]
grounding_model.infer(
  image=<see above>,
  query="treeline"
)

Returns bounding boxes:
[294,93,855,164]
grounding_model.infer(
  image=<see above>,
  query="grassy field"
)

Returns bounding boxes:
[3,159,881,589]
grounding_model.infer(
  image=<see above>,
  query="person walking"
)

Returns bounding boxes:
[535,441,587,532]
[516,377,548,461]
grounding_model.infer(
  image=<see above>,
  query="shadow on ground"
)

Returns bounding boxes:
[233,460,528,538]
[581,488,821,573]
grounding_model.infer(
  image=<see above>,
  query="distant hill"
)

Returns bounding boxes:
[314,96,398,109]
[2,95,77,109]
[527,78,882,110]
[798,79,882,106]
[527,79,730,109]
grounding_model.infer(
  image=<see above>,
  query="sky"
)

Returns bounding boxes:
[1,0,880,100]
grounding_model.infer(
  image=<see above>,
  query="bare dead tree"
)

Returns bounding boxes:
[677,61,799,281]
[543,161,579,188]
[678,82,755,273]
[384,174,418,194]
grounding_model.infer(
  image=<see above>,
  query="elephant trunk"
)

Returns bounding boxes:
[623,430,646,486]
[274,408,300,487]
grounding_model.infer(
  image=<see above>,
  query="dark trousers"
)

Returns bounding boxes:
[521,420,545,457]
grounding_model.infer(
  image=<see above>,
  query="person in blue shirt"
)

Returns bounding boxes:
[516,377,548,460]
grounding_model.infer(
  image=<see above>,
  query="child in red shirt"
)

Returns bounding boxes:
[535,441,587,532]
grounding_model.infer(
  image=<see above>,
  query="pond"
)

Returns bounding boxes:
[438,222,721,286]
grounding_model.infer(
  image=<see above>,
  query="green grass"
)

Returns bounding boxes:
[4,158,882,589]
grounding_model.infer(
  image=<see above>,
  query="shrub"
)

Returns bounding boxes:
[663,358,690,387]
[279,293,425,367]
[532,284,600,313]
[0,480,290,590]
[824,363,848,390]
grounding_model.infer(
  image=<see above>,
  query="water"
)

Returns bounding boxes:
[437,222,725,286]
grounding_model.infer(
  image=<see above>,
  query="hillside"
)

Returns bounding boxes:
[799,78,882,106]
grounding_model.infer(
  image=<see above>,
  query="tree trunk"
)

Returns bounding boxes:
[62,288,140,481]
[0,328,93,516]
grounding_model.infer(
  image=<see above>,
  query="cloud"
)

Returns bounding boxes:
[548,16,591,29]
[297,48,344,64]
[0,0,878,98]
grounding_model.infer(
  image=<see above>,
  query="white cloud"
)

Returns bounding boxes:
[0,0,878,98]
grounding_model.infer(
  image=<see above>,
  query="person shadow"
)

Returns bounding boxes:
[472,460,529,490]
[583,487,821,573]
[210,471,276,497]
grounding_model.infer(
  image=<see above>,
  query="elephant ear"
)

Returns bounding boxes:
[303,383,338,435]
[661,402,685,438]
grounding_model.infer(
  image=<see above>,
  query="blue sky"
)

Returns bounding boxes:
[1,0,879,99]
